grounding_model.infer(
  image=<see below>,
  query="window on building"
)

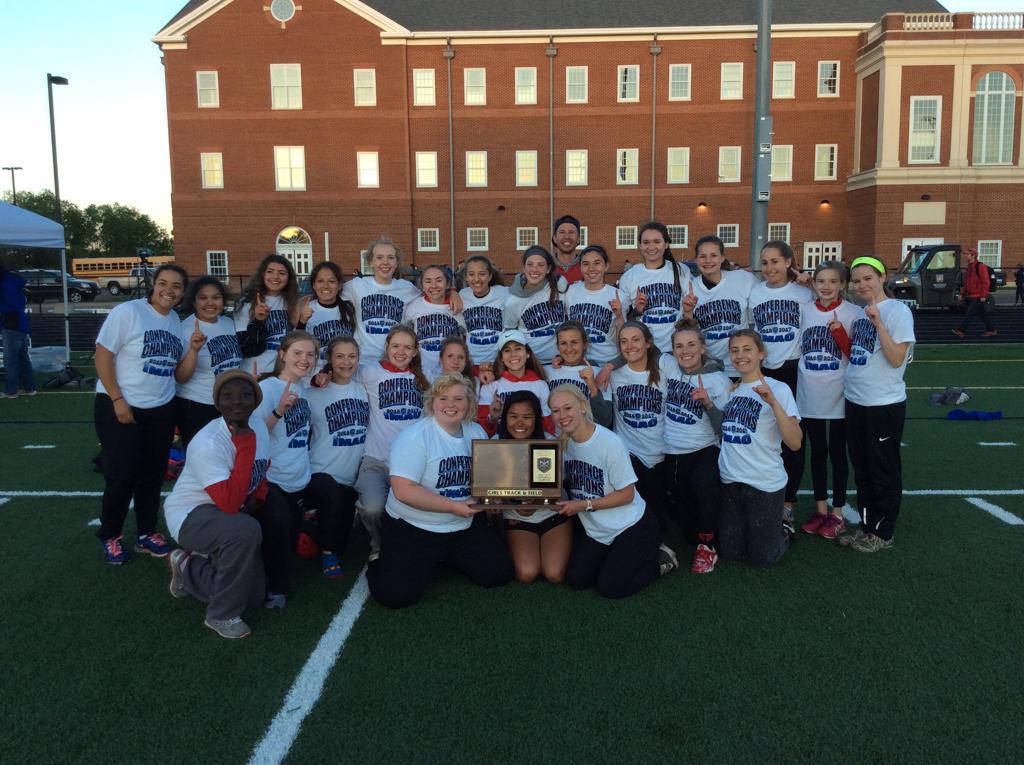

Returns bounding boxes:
[771,145,793,181]
[516,150,538,187]
[817,61,840,97]
[353,69,376,106]
[274,146,306,190]
[270,64,302,109]
[616,226,638,249]
[719,146,741,182]
[413,68,436,106]
[467,227,489,251]
[566,149,588,186]
[276,227,313,276]
[464,68,486,105]
[206,250,229,277]
[515,67,537,105]
[668,64,691,101]
[196,71,219,108]
[617,148,639,184]
[618,65,640,102]
[814,144,838,180]
[200,152,223,189]
[773,62,795,99]
[667,147,690,184]
[768,223,791,243]
[721,63,743,100]
[717,224,739,248]
[356,152,379,188]
[566,66,588,104]
[577,227,589,249]
[415,152,438,188]
[516,227,539,250]
[667,225,688,248]
[465,151,488,187]
[909,96,941,164]
[977,240,1002,268]
[973,71,1015,165]
[417,228,440,252]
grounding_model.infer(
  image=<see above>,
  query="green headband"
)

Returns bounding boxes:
[850,256,886,275]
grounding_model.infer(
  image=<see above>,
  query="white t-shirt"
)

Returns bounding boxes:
[543,363,592,400]
[691,270,755,376]
[256,376,311,493]
[618,260,691,353]
[749,281,813,369]
[341,276,420,362]
[478,374,551,418]
[503,277,569,364]
[564,424,646,545]
[609,364,666,469]
[357,361,425,462]
[501,432,558,524]
[719,378,800,493]
[844,299,916,407]
[306,380,369,486]
[565,282,624,364]
[163,415,271,540]
[662,356,732,455]
[385,417,486,533]
[176,314,243,405]
[304,301,355,362]
[234,293,290,375]
[403,296,466,379]
[95,299,185,408]
[459,285,509,365]
[797,300,865,419]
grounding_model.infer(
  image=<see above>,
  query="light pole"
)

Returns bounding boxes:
[47,73,71,362]
[2,166,22,205]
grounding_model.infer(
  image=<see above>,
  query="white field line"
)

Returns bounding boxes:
[978,442,1016,446]
[0,498,8,507]
[247,569,370,765]
[965,497,1024,526]
[21,444,56,449]
[87,518,100,527]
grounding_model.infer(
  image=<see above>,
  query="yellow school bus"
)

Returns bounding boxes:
[71,255,175,295]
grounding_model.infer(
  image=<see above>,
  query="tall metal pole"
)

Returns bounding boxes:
[749,0,773,272]
[546,39,557,237]
[47,73,71,362]
[649,37,661,219]
[2,166,22,205]
[442,44,456,271]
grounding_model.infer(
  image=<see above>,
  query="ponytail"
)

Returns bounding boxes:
[639,221,680,296]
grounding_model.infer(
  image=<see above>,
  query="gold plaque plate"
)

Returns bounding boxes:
[470,439,562,510]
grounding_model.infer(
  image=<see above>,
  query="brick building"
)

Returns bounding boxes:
[154,1,1024,280]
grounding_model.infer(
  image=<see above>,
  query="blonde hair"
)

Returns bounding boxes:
[262,330,319,381]
[423,373,479,424]
[548,383,594,447]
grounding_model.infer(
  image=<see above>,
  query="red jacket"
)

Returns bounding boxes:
[963,260,990,300]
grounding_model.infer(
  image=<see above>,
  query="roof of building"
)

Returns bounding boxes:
[160,0,950,37]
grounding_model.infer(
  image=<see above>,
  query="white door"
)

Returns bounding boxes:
[803,241,843,270]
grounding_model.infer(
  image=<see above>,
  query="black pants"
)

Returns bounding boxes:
[802,417,848,507]
[718,482,787,568]
[630,456,669,533]
[257,484,304,594]
[566,508,660,599]
[663,446,720,545]
[368,513,513,608]
[174,396,220,449]
[845,400,905,541]
[763,359,804,504]
[957,297,994,333]
[305,473,357,554]
[94,394,176,541]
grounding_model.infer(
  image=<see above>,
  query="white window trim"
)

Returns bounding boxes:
[205,250,229,277]
[721,62,743,100]
[718,146,742,183]
[667,225,689,248]
[977,240,1002,268]
[717,224,740,248]
[615,226,638,250]
[415,151,439,189]
[576,226,589,250]
[566,66,589,104]
[668,64,691,101]
[274,145,306,191]
[356,151,379,188]
[465,151,488,188]
[515,150,538,187]
[353,68,377,107]
[200,152,223,190]
[270,63,302,110]
[467,227,489,252]
[565,149,588,186]
[617,65,640,103]
[772,61,795,100]
[616,148,639,185]
[196,71,219,108]
[515,67,537,105]
[814,144,838,181]
[973,72,1016,165]
[516,227,539,251]
[464,68,486,106]
[817,61,840,98]
[768,223,791,243]
[412,68,436,107]
[771,145,793,182]
[908,95,942,165]
[417,228,440,253]
[667,147,690,184]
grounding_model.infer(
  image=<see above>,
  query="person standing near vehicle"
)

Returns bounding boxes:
[0,263,37,399]
[1014,264,1024,306]
[953,248,996,338]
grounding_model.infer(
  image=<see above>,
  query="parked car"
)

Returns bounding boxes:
[17,269,101,304]
[107,267,156,296]
[886,244,1004,309]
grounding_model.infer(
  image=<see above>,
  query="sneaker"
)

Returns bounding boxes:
[264,592,287,609]
[851,532,894,553]
[817,515,846,540]
[690,544,718,574]
[656,543,679,576]
[134,533,171,557]
[168,548,189,598]
[800,513,828,535]
[951,328,965,338]
[983,330,998,337]
[204,616,252,639]
[101,535,130,564]
[837,529,868,548]
[321,552,344,580]
[782,518,796,542]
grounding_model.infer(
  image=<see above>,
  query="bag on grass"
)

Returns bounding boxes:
[930,387,970,406]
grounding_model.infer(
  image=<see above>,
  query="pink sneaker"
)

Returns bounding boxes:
[817,515,846,540]
[690,544,718,574]
[800,513,828,535]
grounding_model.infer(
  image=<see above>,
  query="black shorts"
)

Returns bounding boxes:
[504,512,568,536]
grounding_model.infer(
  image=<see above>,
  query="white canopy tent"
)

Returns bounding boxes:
[0,200,71,360]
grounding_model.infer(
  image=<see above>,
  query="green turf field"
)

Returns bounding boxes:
[1,344,1022,763]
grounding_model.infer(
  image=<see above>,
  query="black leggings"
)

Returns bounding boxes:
[763,359,805,504]
[845,400,905,542]
[663,445,720,545]
[630,456,669,532]
[305,473,358,554]
[566,508,661,599]
[174,396,220,450]
[801,418,848,507]
[257,484,304,594]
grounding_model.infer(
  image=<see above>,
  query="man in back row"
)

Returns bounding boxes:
[551,215,583,284]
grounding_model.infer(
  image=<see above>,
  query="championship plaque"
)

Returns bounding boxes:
[470,439,562,510]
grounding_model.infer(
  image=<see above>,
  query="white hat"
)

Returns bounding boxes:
[498,329,528,349]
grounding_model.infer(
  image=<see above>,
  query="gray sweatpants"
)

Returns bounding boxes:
[354,456,390,555]
[718,482,788,568]
[176,504,266,621]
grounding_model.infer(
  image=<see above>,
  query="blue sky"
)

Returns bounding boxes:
[0,0,1017,237]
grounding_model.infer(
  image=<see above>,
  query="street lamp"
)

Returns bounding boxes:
[2,166,22,205]
[47,73,71,362]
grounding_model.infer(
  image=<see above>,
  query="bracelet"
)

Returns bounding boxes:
[586,498,594,512]
[111,396,124,404]
[271,409,283,419]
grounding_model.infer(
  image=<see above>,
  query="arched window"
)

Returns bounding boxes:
[973,71,1016,165]
[276,227,313,276]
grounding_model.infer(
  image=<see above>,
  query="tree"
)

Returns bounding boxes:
[85,203,173,258]
[1,189,96,259]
